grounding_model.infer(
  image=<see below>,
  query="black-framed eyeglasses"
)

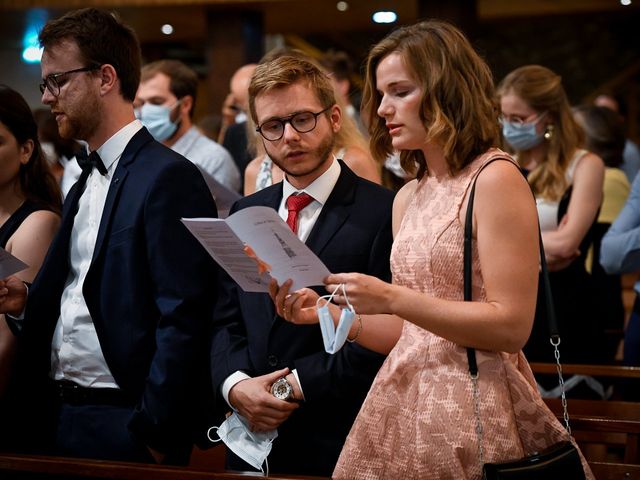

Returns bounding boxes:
[39,65,101,97]
[256,106,332,141]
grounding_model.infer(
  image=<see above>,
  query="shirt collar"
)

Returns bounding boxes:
[95,119,143,171]
[282,157,341,206]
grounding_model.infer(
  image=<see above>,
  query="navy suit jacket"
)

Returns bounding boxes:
[14,127,218,456]
[211,161,394,476]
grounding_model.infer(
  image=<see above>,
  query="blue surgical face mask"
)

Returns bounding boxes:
[316,283,356,354]
[138,100,181,142]
[501,112,547,151]
[208,412,277,475]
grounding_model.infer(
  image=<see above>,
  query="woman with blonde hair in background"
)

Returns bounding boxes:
[497,66,606,380]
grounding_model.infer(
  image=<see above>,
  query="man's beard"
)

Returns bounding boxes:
[268,132,336,180]
[57,92,102,142]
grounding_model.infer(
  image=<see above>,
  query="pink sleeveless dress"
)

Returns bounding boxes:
[333,149,593,479]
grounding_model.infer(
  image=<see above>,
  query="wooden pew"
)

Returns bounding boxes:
[530,362,640,471]
[0,452,329,479]
[2,452,639,480]
[543,397,640,464]
[588,461,640,479]
[529,362,640,379]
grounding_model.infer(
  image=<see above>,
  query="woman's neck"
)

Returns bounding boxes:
[520,142,548,170]
[422,143,448,179]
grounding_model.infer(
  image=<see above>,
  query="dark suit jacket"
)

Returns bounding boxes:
[211,161,394,476]
[14,127,218,457]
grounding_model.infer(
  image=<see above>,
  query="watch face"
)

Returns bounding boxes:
[271,378,293,400]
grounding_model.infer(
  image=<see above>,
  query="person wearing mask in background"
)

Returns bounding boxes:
[0,8,218,464]
[594,94,640,183]
[135,59,241,199]
[497,66,606,392]
[600,131,640,400]
[220,63,257,182]
[319,49,409,191]
[210,54,395,477]
[0,85,61,404]
[574,104,630,363]
[319,49,367,136]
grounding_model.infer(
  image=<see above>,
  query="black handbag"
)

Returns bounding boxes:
[463,160,585,480]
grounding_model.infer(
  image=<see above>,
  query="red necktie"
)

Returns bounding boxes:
[286,193,314,233]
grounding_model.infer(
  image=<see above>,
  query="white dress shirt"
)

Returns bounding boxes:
[222,158,341,406]
[51,120,143,388]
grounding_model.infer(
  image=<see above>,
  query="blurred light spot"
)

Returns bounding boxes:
[372,11,397,24]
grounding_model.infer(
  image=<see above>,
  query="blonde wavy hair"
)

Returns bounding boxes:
[497,65,585,201]
[362,20,500,179]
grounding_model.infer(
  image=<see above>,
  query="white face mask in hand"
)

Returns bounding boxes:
[317,283,356,354]
[208,412,277,475]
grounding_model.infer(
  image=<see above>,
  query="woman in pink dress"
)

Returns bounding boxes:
[273,20,593,479]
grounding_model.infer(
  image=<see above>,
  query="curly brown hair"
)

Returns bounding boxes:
[362,20,500,179]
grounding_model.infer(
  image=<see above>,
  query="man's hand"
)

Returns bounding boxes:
[228,368,299,432]
[0,276,28,316]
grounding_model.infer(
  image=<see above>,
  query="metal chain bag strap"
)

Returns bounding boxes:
[463,160,586,479]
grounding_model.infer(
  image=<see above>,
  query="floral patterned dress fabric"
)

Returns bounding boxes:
[333,149,593,479]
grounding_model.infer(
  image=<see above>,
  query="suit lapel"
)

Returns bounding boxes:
[304,161,356,256]
[91,128,152,263]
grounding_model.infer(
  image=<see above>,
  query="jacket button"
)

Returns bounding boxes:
[268,355,278,367]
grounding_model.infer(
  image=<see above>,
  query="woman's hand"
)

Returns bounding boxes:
[268,278,321,324]
[324,273,394,315]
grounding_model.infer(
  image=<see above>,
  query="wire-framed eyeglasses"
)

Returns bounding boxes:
[499,111,547,127]
[256,106,332,141]
[39,65,101,97]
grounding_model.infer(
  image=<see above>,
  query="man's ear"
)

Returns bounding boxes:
[180,95,194,117]
[330,104,342,133]
[98,64,118,96]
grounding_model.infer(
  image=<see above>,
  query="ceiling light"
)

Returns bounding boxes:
[22,46,43,63]
[620,0,631,5]
[161,24,174,35]
[336,1,349,11]
[372,11,397,24]
[22,8,47,64]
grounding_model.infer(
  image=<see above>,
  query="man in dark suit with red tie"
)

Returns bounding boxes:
[0,8,217,464]
[210,55,395,476]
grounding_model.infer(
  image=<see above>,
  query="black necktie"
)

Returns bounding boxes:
[57,149,106,254]
[76,149,108,176]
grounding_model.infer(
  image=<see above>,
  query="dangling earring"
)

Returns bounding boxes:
[544,124,554,140]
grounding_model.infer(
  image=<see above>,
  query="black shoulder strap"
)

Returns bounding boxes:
[464,158,557,376]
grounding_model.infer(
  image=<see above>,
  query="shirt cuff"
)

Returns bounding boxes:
[291,368,306,401]
[221,371,251,410]
[5,282,28,336]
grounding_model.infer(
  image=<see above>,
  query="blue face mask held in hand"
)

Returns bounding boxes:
[208,412,277,475]
[317,283,356,354]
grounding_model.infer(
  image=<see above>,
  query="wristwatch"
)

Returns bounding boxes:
[271,377,295,401]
